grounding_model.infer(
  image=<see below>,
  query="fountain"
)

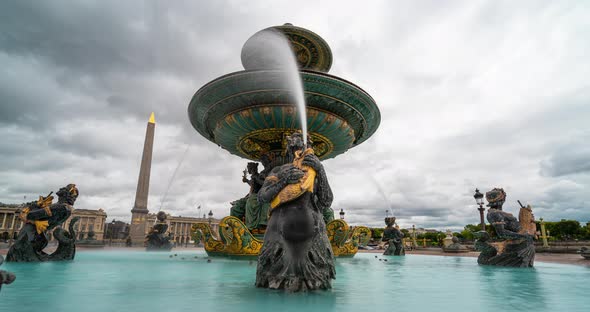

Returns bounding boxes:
[189,24,379,264]
[188,24,380,290]
[2,24,590,312]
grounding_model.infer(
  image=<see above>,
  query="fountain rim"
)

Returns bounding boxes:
[191,69,377,105]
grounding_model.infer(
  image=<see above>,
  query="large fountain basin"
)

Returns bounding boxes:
[2,250,588,312]
[188,70,380,161]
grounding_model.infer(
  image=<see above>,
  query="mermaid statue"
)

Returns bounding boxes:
[256,132,335,291]
[7,184,80,262]
[382,217,405,256]
[145,211,173,251]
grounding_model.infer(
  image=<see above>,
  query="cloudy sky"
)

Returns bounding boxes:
[1,1,588,230]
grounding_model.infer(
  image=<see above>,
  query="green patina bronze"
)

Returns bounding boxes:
[188,70,380,161]
[242,23,333,72]
[187,25,379,274]
[188,23,379,163]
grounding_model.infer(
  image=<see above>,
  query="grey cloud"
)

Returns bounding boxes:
[1,1,589,230]
[540,136,590,177]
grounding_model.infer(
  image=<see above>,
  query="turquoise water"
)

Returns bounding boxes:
[1,251,588,312]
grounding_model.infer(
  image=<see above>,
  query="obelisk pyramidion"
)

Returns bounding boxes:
[129,112,155,245]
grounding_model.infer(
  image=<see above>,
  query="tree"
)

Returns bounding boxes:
[460,229,474,241]
[463,223,496,238]
[537,219,583,240]
[370,228,384,239]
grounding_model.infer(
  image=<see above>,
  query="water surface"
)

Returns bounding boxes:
[1,251,588,312]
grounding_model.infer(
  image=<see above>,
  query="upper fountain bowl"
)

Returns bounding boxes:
[188,70,380,163]
[241,24,333,73]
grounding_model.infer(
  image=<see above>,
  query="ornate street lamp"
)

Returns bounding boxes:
[208,210,213,225]
[412,224,418,249]
[473,188,486,231]
[109,219,116,246]
[339,209,345,220]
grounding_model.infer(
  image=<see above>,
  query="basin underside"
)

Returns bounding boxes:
[188,70,380,161]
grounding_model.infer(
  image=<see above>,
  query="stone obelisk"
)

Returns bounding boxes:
[129,112,155,246]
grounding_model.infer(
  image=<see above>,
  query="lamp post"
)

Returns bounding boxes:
[473,188,486,231]
[412,224,417,249]
[385,210,390,218]
[339,209,345,220]
[540,217,549,248]
[208,210,214,238]
[109,219,116,246]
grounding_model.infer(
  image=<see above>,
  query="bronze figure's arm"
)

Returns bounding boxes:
[488,213,532,241]
[302,154,333,210]
[251,172,266,187]
[257,165,304,204]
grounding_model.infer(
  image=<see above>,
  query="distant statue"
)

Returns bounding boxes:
[86,231,96,240]
[474,188,536,267]
[7,184,80,262]
[145,211,173,251]
[256,132,335,291]
[77,228,105,248]
[443,236,469,253]
[125,237,133,247]
[382,217,405,256]
[0,255,16,292]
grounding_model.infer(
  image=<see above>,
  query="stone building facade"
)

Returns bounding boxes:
[0,205,107,241]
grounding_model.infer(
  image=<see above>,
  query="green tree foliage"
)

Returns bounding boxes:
[416,232,447,244]
[535,219,586,240]
[370,228,384,239]
[460,229,474,241]
[460,223,496,240]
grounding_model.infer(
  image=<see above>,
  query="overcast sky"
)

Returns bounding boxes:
[1,1,588,230]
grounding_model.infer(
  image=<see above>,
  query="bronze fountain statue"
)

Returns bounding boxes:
[0,255,16,292]
[474,188,536,267]
[255,132,335,291]
[382,217,405,256]
[6,184,80,262]
[230,158,272,234]
[145,211,173,251]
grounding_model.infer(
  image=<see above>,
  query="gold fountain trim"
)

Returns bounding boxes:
[192,216,371,258]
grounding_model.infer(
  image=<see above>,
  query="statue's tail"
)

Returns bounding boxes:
[69,217,80,242]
